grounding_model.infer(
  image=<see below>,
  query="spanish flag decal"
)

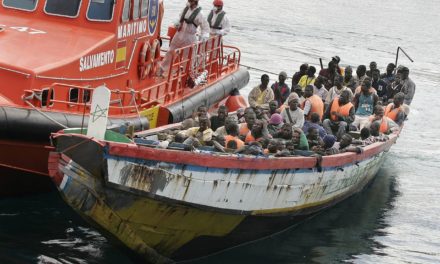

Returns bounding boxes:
[116,40,127,69]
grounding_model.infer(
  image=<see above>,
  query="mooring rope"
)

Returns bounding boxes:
[24,100,68,129]
[239,64,292,79]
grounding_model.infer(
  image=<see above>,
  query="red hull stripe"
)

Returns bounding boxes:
[107,134,397,170]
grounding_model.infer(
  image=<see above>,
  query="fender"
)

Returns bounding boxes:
[0,106,149,141]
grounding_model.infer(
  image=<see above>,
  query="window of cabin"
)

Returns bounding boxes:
[44,0,81,17]
[140,0,148,18]
[87,0,115,21]
[41,88,54,107]
[132,0,140,19]
[121,0,130,22]
[3,0,38,11]
[69,88,91,104]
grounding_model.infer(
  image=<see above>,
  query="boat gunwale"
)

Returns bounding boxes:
[53,130,398,170]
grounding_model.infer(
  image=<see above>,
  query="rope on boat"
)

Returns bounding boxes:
[239,64,292,79]
[129,89,145,130]
[23,99,68,129]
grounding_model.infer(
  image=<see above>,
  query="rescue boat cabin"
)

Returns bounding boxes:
[0,0,244,129]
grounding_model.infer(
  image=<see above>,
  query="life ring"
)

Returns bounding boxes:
[138,42,151,80]
[148,39,161,77]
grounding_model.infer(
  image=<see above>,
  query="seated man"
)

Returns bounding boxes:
[177,116,214,147]
[214,115,238,142]
[334,133,363,154]
[264,138,285,155]
[366,105,399,134]
[352,77,379,130]
[235,141,264,155]
[302,112,326,139]
[273,123,293,141]
[248,74,274,110]
[298,66,316,89]
[267,100,280,117]
[313,134,338,155]
[384,92,406,126]
[371,69,388,103]
[271,71,290,106]
[307,127,324,149]
[313,75,329,103]
[292,127,309,151]
[322,90,355,140]
[281,95,304,129]
[224,123,245,150]
[184,105,209,127]
[238,110,256,140]
[245,119,271,143]
[210,105,228,131]
[267,113,284,136]
[325,75,354,107]
[301,85,324,121]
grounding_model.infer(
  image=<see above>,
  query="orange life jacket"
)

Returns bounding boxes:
[384,103,402,122]
[330,99,354,122]
[239,123,250,137]
[224,135,245,149]
[368,116,389,133]
[301,95,324,121]
[244,132,264,143]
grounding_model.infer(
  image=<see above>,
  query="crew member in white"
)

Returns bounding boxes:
[159,0,209,76]
[207,0,231,37]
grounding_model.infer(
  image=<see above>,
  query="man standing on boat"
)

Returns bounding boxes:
[159,0,209,76]
[207,0,231,37]
[399,67,416,105]
[271,71,290,107]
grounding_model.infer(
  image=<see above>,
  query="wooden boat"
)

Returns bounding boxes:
[48,124,399,262]
[0,0,248,194]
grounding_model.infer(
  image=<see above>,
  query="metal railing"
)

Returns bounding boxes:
[24,35,241,115]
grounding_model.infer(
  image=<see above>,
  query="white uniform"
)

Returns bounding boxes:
[160,4,209,74]
[208,10,231,36]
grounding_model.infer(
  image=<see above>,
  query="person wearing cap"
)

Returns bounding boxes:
[207,0,230,37]
[380,63,396,85]
[267,113,284,136]
[298,66,316,89]
[159,0,209,76]
[271,71,290,106]
[281,95,304,129]
[248,74,274,110]
[399,66,415,105]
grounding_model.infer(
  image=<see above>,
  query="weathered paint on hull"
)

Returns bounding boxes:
[50,133,394,262]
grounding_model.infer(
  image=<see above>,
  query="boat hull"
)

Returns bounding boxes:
[0,68,249,195]
[49,132,395,262]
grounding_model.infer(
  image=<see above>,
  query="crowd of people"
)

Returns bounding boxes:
[140,59,414,158]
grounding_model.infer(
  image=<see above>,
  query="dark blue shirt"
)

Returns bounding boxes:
[372,79,388,101]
